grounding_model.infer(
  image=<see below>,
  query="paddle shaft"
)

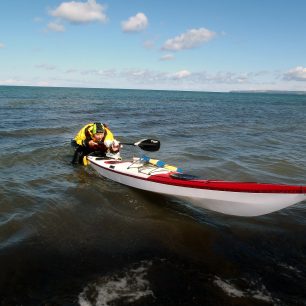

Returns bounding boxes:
[120,139,160,152]
[120,142,136,146]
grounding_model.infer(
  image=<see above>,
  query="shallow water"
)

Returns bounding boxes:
[1,86,306,305]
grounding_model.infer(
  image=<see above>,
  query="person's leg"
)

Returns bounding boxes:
[71,146,87,164]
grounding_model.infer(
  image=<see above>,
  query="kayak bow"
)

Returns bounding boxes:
[87,156,306,217]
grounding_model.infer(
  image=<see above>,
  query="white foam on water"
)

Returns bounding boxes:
[213,276,274,303]
[213,277,245,298]
[78,260,154,306]
[278,262,302,274]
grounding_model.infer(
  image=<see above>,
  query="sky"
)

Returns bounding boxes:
[0,0,306,92]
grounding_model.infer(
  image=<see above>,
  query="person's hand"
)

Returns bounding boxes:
[88,140,99,149]
[111,140,120,152]
[104,140,113,148]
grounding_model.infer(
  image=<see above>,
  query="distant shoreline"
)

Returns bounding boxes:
[230,90,306,95]
[1,84,306,95]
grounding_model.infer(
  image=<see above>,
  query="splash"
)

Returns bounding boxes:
[79,260,154,306]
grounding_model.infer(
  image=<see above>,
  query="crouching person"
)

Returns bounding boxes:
[71,122,120,165]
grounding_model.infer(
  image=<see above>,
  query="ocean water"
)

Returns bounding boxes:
[1,85,306,305]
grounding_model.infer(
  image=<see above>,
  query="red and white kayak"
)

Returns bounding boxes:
[87,156,306,217]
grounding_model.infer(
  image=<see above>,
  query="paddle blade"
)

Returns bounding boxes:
[135,139,160,151]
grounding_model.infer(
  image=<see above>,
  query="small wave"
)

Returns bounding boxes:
[0,216,34,250]
[0,144,72,170]
[78,260,154,306]
[0,126,68,138]
[278,262,302,275]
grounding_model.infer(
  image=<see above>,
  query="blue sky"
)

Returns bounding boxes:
[1,0,306,91]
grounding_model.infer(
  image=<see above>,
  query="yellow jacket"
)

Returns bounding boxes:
[74,123,115,147]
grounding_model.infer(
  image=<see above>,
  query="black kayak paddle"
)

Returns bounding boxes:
[120,139,160,152]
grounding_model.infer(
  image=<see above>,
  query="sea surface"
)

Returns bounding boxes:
[1,85,306,305]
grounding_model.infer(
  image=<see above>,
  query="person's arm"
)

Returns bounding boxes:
[75,125,96,148]
[103,128,120,152]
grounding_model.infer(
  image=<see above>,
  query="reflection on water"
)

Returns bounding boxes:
[1,86,306,305]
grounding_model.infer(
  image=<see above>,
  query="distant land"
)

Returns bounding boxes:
[230,90,306,95]
[1,85,306,95]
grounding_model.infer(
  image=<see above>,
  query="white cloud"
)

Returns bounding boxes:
[162,28,216,51]
[50,0,107,24]
[36,64,57,70]
[0,78,27,85]
[78,68,118,78]
[201,71,249,84]
[36,81,54,87]
[171,70,191,79]
[47,22,65,32]
[121,69,166,83]
[4,67,305,91]
[120,69,190,82]
[65,68,79,74]
[121,13,148,32]
[0,43,5,48]
[119,69,252,86]
[160,54,174,61]
[283,66,306,81]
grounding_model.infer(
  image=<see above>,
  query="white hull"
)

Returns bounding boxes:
[87,156,306,217]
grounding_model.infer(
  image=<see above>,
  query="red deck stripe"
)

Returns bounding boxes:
[90,160,306,194]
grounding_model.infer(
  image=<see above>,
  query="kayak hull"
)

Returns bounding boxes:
[87,156,306,217]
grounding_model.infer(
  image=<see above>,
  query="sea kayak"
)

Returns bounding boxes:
[87,155,306,217]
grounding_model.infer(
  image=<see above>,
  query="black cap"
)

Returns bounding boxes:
[93,122,105,134]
